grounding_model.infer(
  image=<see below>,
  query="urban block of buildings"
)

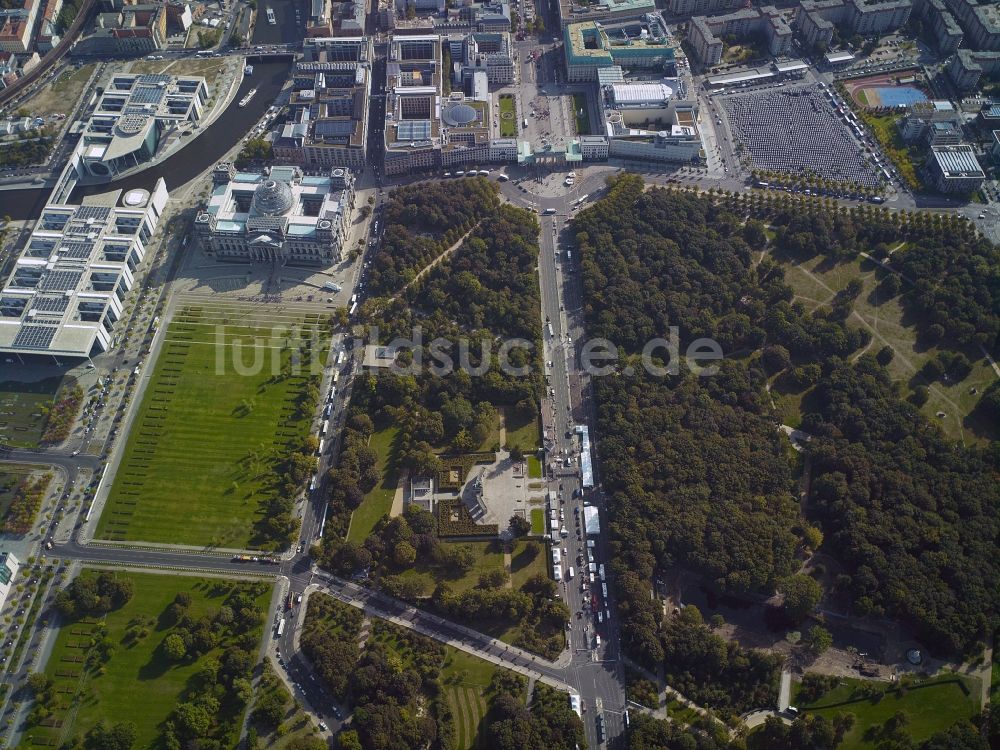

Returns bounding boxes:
[195,163,356,265]
[897,100,962,146]
[69,72,209,180]
[936,0,1000,49]
[383,34,445,174]
[0,0,40,53]
[555,0,655,28]
[0,180,169,359]
[915,0,963,54]
[305,0,365,37]
[924,143,985,194]
[563,15,676,82]
[391,0,512,33]
[796,0,912,49]
[947,47,1000,90]
[0,49,39,89]
[688,6,793,66]
[275,37,372,170]
[666,0,744,17]
[74,2,169,56]
[445,31,515,86]
[598,79,702,162]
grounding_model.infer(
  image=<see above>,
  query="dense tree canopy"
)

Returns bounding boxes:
[366,177,500,297]
[578,176,1000,669]
[803,357,1000,652]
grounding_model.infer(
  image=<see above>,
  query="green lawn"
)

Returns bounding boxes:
[0,376,64,448]
[572,93,590,135]
[441,648,500,750]
[666,699,700,726]
[991,635,999,701]
[529,508,545,535]
[396,540,507,596]
[797,673,981,749]
[508,540,547,590]
[504,407,541,454]
[347,425,401,543]
[526,454,542,478]
[96,306,330,548]
[20,571,271,750]
[370,616,507,750]
[499,95,518,138]
[774,253,997,445]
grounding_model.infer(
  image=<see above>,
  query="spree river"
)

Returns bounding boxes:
[3,0,302,220]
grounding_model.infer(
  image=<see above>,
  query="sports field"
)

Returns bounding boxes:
[20,571,271,750]
[96,304,330,548]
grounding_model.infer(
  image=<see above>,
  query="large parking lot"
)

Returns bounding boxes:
[720,83,881,188]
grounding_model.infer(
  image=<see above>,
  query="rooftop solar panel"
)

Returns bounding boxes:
[12,324,57,350]
[31,296,69,313]
[74,205,112,222]
[130,86,166,106]
[59,241,95,260]
[39,270,82,292]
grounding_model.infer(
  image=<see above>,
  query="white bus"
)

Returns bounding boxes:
[320,420,328,436]
[276,619,286,636]
[336,350,346,366]
[317,438,325,455]
[547,322,554,337]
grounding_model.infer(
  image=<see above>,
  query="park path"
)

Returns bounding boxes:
[392,222,481,300]
[503,550,513,589]
[498,408,507,447]
[778,669,792,712]
[389,469,408,518]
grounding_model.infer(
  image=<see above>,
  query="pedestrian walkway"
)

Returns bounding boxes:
[778,669,791,712]
[389,470,408,518]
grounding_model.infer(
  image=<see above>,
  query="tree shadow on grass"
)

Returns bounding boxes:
[509,543,540,576]
[137,640,176,682]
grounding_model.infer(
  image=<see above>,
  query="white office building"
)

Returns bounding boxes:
[74,73,208,180]
[0,182,168,359]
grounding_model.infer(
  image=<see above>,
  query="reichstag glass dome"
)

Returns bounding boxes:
[252,179,294,216]
[443,103,478,127]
